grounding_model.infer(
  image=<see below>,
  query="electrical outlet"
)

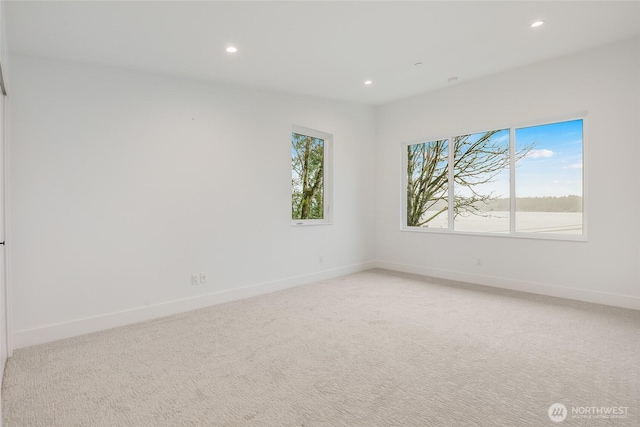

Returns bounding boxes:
[191,274,199,286]
[476,258,483,266]
[319,254,324,263]
[199,272,207,284]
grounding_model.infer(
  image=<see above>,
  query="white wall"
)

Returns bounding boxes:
[0,0,8,402]
[1,2,9,423]
[9,55,376,348]
[375,38,640,309]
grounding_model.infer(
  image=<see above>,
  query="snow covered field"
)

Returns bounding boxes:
[419,211,582,234]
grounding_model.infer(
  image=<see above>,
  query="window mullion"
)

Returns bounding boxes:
[448,136,454,231]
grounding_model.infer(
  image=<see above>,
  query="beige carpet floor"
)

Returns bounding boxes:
[2,269,639,426]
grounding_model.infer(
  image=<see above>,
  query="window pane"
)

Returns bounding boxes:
[515,119,583,234]
[406,140,449,228]
[453,129,510,233]
[291,132,324,220]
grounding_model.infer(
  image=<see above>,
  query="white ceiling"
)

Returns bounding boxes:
[5,1,640,105]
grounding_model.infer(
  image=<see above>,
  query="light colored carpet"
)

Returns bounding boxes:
[2,269,639,426]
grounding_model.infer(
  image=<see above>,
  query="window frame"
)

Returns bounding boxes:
[291,124,333,226]
[400,113,587,241]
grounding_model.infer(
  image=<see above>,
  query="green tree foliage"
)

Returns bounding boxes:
[292,133,324,219]
[407,131,533,227]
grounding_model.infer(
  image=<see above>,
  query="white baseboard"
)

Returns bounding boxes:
[375,260,640,310]
[12,261,376,350]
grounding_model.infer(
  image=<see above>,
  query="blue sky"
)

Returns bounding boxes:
[515,119,583,198]
[455,119,583,199]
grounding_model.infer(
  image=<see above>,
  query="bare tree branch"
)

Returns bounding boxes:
[407,131,534,227]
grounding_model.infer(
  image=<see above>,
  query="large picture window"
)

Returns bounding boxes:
[291,125,332,225]
[403,117,585,239]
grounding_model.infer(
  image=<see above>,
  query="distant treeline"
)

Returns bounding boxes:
[476,195,582,213]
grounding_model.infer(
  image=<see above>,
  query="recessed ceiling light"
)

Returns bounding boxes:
[531,20,545,28]
[364,80,373,85]
[226,46,238,53]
